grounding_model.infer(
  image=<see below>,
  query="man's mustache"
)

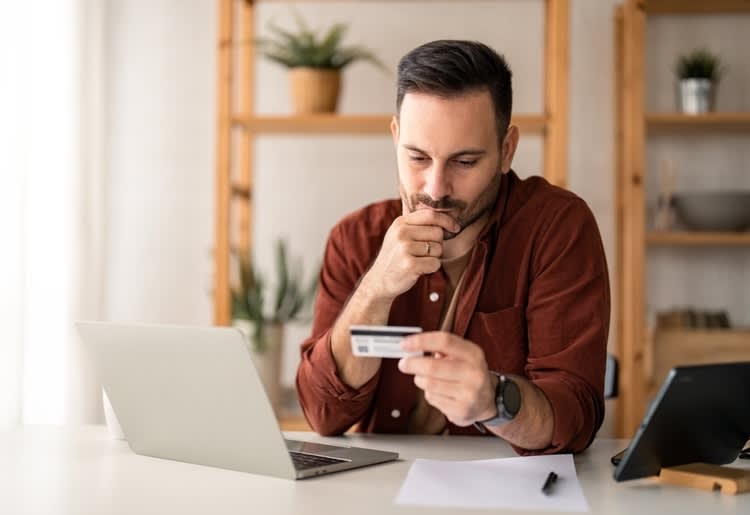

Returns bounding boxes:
[412,195,467,210]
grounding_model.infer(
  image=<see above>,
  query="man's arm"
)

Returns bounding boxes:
[482,374,554,450]
[296,209,458,434]
[331,208,459,388]
[328,278,390,389]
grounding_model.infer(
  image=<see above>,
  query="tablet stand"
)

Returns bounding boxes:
[660,463,750,495]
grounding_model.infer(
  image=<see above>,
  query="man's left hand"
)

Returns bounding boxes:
[398,331,497,426]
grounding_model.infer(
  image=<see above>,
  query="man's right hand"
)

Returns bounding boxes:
[361,209,461,301]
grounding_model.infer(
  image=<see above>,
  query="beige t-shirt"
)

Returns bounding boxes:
[407,248,474,434]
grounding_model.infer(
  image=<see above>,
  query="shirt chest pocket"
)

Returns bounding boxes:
[465,306,527,375]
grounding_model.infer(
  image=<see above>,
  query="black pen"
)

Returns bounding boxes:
[541,471,558,495]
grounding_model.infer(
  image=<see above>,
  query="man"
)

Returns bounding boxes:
[296,40,610,454]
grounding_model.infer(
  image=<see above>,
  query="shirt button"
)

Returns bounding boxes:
[429,292,439,302]
[391,409,401,419]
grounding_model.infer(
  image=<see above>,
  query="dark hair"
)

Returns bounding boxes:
[396,40,513,138]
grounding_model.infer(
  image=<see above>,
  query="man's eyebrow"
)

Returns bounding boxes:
[403,144,486,159]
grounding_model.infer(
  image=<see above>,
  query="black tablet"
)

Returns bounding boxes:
[613,362,750,481]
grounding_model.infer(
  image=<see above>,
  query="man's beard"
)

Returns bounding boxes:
[401,170,504,240]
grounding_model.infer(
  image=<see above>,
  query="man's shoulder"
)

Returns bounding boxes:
[332,198,401,241]
[511,174,592,224]
[518,174,580,204]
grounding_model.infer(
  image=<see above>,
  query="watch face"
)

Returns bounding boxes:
[502,377,521,417]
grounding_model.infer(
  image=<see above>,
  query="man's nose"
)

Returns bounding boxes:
[423,164,451,201]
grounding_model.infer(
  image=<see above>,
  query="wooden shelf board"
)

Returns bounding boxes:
[647,231,750,246]
[278,413,311,432]
[234,114,390,134]
[233,114,547,135]
[644,0,750,14]
[646,112,750,132]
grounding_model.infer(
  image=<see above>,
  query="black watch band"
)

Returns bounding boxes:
[473,372,521,432]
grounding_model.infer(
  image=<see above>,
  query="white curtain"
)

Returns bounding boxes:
[0,0,107,429]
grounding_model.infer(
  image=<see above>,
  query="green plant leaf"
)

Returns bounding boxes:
[332,45,389,72]
[254,12,385,72]
[231,289,250,320]
[313,23,347,67]
[231,238,320,350]
[273,240,289,316]
[674,48,723,81]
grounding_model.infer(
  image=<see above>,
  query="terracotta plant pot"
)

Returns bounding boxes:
[289,67,341,114]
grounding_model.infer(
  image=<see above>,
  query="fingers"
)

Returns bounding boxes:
[398,354,469,382]
[415,376,459,402]
[414,256,442,276]
[403,209,461,234]
[371,209,454,299]
[395,222,444,247]
[402,332,484,363]
[398,334,494,427]
[408,240,443,258]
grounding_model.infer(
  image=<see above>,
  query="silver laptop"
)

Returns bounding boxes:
[76,321,398,479]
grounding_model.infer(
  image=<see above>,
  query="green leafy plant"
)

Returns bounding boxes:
[232,240,319,353]
[256,13,387,71]
[674,48,723,81]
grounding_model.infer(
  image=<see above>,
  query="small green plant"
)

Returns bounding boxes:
[674,48,723,81]
[232,240,319,353]
[256,13,387,71]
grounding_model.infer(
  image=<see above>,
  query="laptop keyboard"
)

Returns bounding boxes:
[289,451,347,470]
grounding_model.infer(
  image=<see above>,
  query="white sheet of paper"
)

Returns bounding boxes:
[395,453,589,512]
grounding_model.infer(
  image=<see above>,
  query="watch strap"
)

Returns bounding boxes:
[474,372,514,431]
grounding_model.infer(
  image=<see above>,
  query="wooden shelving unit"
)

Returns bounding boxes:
[615,0,750,437]
[647,112,750,132]
[214,0,571,430]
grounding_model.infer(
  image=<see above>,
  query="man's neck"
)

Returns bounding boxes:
[441,212,490,261]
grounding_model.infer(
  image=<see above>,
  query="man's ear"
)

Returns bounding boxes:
[500,125,519,174]
[390,115,399,146]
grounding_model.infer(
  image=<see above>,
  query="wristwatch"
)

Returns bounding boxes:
[474,372,521,429]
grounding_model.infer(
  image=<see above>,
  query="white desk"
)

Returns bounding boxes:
[1,426,748,514]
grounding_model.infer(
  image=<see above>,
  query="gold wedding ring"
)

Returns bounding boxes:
[425,241,431,256]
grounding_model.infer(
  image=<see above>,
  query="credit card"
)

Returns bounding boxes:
[350,325,423,358]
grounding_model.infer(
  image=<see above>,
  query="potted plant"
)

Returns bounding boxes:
[674,48,723,114]
[256,14,387,114]
[232,240,318,412]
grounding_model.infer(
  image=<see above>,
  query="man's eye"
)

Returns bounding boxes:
[409,155,428,162]
[456,159,477,167]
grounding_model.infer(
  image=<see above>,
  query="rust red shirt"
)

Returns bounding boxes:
[296,171,610,454]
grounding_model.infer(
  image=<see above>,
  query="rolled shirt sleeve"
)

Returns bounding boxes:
[296,223,380,435]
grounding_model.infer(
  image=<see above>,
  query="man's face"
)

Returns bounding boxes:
[392,89,515,240]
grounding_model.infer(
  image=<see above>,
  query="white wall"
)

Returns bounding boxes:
[105,0,215,324]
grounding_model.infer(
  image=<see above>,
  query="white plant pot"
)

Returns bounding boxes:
[676,78,715,114]
[102,389,126,440]
[233,320,284,414]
